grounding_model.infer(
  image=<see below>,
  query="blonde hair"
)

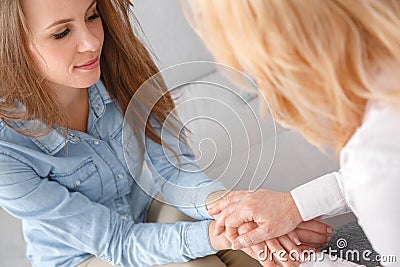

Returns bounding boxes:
[189,0,400,152]
[0,0,176,148]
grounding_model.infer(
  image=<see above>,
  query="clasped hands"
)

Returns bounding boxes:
[207,190,334,266]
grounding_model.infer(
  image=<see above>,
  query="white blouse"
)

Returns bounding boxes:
[291,102,400,267]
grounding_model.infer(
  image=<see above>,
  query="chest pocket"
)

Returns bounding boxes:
[48,158,103,202]
[110,125,122,144]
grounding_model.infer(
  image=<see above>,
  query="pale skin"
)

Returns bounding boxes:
[21,0,235,258]
[22,0,104,132]
[23,0,332,264]
[206,191,333,266]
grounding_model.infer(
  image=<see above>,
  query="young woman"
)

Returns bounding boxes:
[189,0,400,266]
[0,0,330,266]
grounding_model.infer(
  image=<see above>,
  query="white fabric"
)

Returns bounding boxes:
[291,102,400,267]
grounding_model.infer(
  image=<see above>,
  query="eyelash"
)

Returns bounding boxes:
[53,12,101,40]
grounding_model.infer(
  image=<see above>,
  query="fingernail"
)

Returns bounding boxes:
[327,235,332,242]
[294,236,302,246]
[327,227,334,234]
[232,241,242,250]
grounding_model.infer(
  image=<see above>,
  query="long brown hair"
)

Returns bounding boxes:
[188,0,400,152]
[0,0,176,148]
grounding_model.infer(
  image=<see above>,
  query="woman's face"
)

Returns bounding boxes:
[22,0,104,91]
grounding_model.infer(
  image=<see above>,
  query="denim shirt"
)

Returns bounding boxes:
[0,80,226,267]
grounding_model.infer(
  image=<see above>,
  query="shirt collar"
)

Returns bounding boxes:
[9,79,113,155]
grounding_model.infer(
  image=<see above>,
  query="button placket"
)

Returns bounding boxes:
[68,132,81,143]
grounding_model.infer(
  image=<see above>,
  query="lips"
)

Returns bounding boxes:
[75,56,100,70]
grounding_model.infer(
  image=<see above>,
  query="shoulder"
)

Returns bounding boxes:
[0,121,41,158]
[341,101,400,171]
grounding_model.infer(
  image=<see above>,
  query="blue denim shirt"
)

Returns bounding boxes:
[0,80,226,267]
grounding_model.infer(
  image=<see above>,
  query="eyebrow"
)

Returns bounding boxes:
[44,0,97,30]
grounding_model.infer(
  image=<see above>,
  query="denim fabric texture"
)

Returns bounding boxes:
[0,80,226,267]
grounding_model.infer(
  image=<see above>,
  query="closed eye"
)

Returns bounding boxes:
[87,13,100,22]
[53,28,71,40]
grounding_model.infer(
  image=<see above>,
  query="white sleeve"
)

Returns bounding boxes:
[290,172,351,221]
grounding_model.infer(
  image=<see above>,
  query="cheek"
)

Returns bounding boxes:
[30,42,74,75]
[29,43,49,75]
[93,21,105,48]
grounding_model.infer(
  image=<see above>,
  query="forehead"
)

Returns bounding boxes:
[21,0,95,30]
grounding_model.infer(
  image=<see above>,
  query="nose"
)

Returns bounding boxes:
[76,26,101,53]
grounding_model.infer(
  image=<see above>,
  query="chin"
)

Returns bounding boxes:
[77,72,102,88]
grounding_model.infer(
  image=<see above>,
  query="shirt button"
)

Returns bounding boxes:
[69,133,75,137]
[121,215,129,220]
[117,173,124,179]
[75,180,81,186]
[93,140,99,145]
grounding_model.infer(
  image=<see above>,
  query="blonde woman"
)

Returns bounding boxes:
[189,0,400,266]
[0,0,332,266]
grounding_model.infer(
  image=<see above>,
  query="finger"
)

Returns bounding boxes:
[214,225,226,237]
[225,226,239,242]
[237,221,258,235]
[208,208,222,216]
[213,203,250,236]
[295,229,331,245]
[233,226,273,250]
[273,255,300,267]
[277,235,302,262]
[287,231,302,246]
[296,246,319,262]
[298,244,318,252]
[207,191,241,215]
[246,243,275,267]
[265,239,293,267]
[213,209,235,236]
[297,220,334,235]
[300,242,328,249]
[252,243,269,262]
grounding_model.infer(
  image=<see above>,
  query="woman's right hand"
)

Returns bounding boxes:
[208,220,232,250]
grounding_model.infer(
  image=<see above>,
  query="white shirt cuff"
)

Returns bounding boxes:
[290,172,350,221]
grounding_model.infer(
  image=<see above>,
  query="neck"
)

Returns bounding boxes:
[49,82,90,132]
[65,89,89,133]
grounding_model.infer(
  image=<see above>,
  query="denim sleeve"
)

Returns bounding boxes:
[143,125,227,220]
[0,152,217,266]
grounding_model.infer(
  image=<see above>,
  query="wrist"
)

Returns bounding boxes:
[287,192,303,226]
